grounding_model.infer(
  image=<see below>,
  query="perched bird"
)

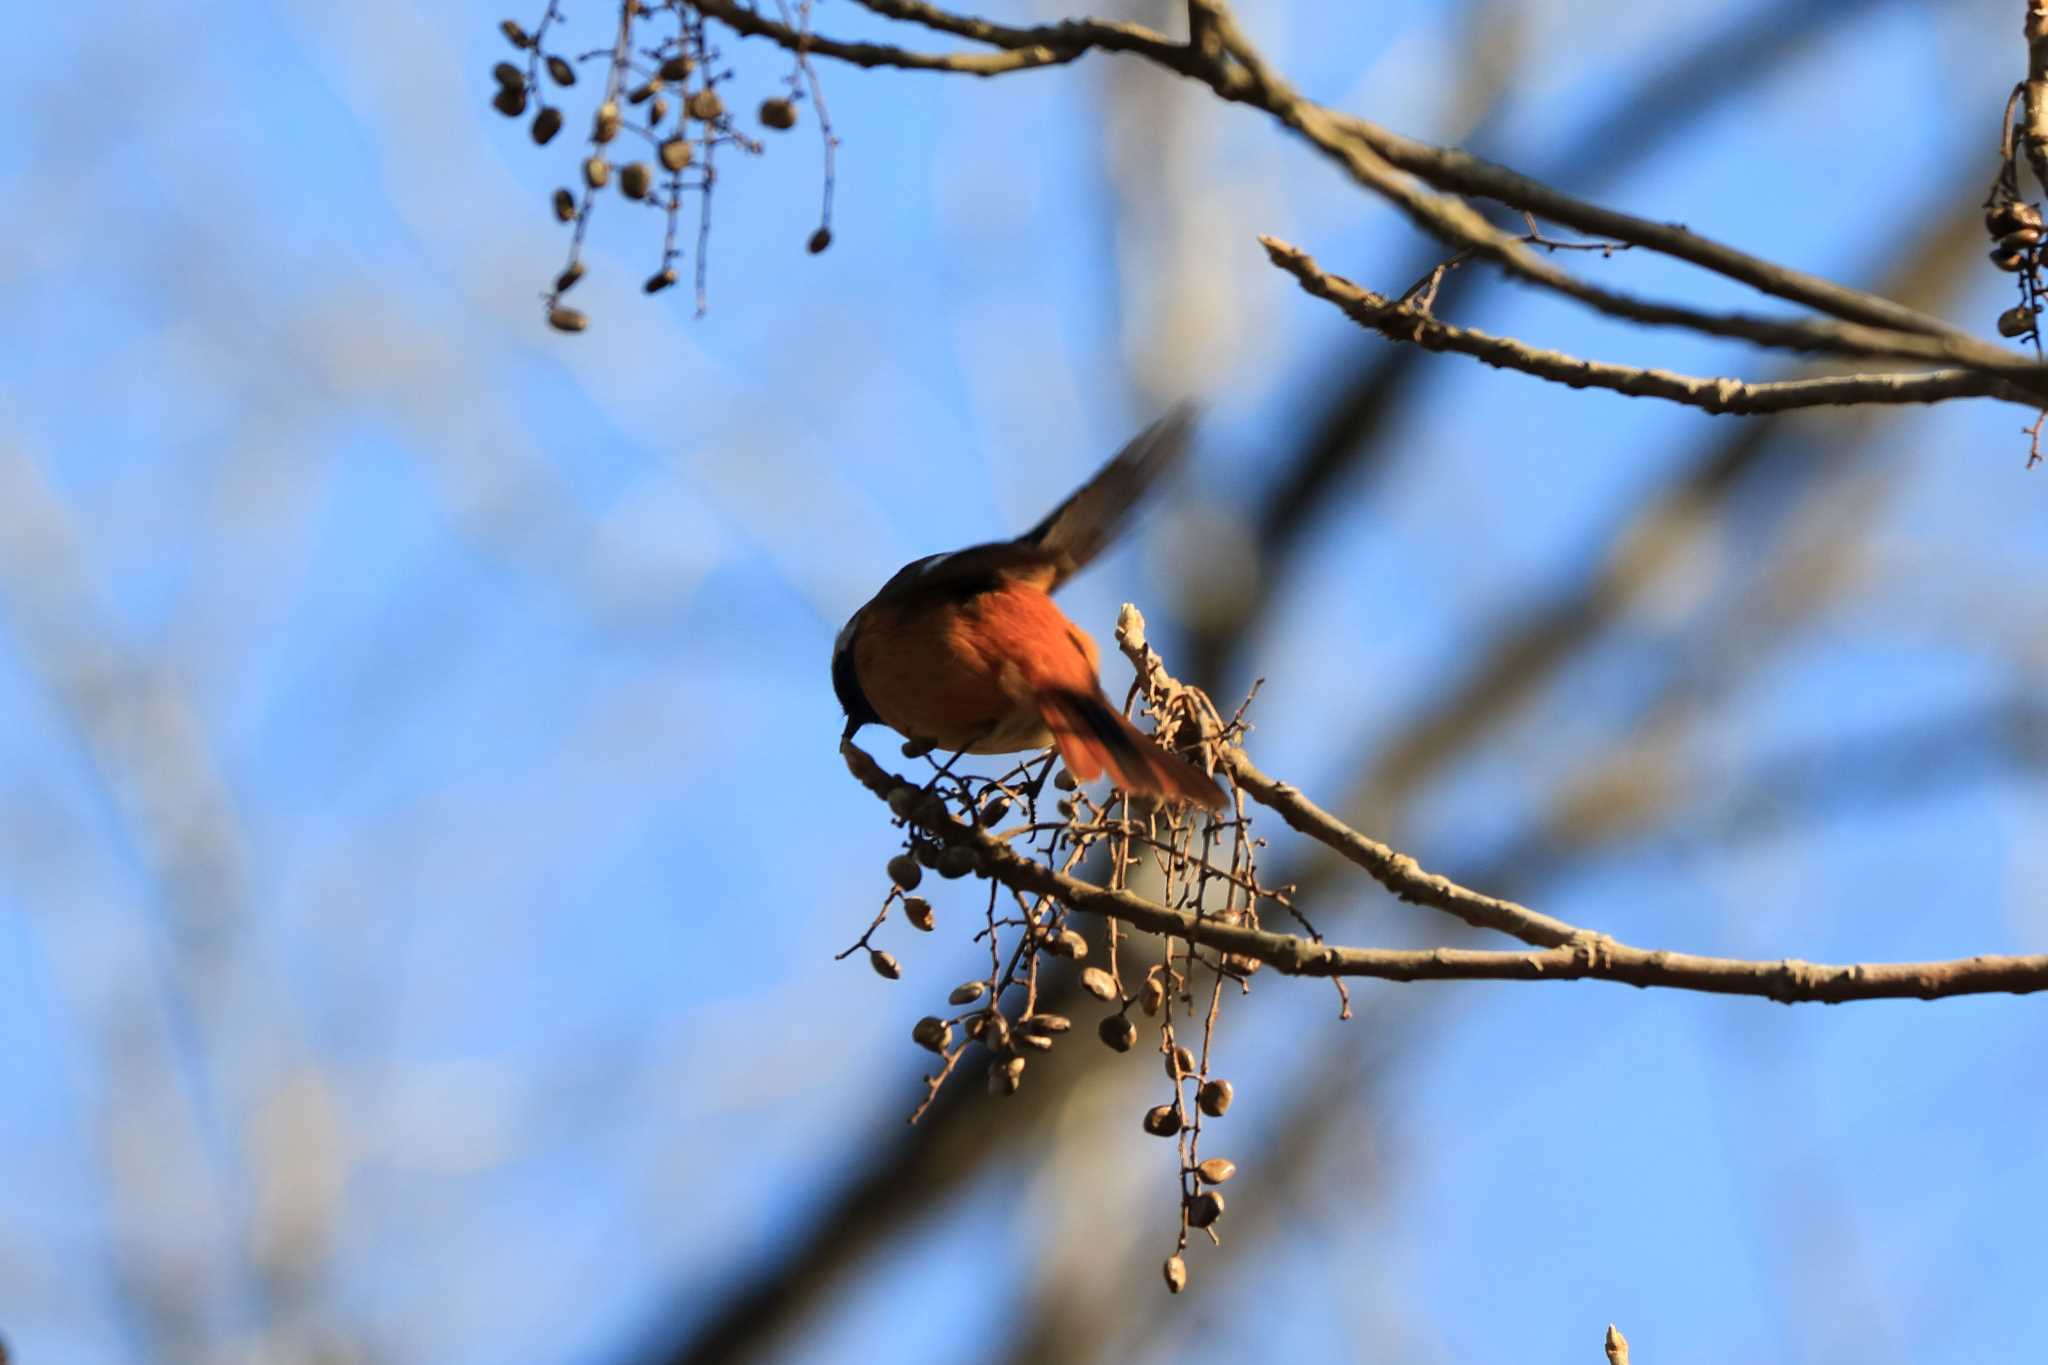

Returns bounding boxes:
[833,407,1225,810]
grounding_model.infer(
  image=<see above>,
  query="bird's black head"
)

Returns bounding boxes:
[831,615,880,739]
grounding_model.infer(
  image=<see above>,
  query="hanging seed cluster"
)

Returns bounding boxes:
[1985,105,2048,465]
[487,1,836,324]
[841,667,1315,1296]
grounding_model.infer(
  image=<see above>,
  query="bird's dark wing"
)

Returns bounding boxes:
[1018,404,1198,592]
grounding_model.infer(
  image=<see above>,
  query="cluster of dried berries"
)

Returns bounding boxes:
[487,2,833,326]
[846,675,1292,1294]
[1986,197,2045,340]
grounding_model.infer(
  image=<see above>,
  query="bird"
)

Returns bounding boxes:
[833,407,1226,810]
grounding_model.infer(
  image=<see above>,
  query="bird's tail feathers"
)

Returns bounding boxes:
[1036,687,1226,811]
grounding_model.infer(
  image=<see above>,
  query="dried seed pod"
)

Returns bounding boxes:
[807,227,833,254]
[2006,225,2045,251]
[648,96,669,124]
[1055,928,1089,960]
[1989,201,2044,235]
[1142,1104,1182,1137]
[554,261,585,293]
[492,61,524,89]
[948,980,987,1007]
[686,88,725,121]
[1139,975,1166,1016]
[531,106,563,144]
[1998,305,2035,337]
[912,842,940,869]
[546,55,576,86]
[552,188,577,222]
[1222,953,1263,977]
[1019,1030,1053,1052]
[980,796,1010,825]
[583,156,610,189]
[980,1012,1012,1052]
[1163,1255,1188,1294]
[1194,1157,1237,1184]
[903,897,935,932]
[546,306,588,333]
[1053,769,1078,792]
[1186,1191,1226,1229]
[760,97,797,130]
[1055,797,1077,820]
[936,845,976,879]
[1992,245,2029,273]
[887,787,920,819]
[492,85,527,117]
[885,853,922,890]
[501,19,531,47]
[1165,1044,1195,1079]
[659,137,694,172]
[2017,203,2047,231]
[988,1055,1026,1096]
[965,1014,986,1038]
[868,949,901,980]
[901,737,936,758]
[911,1015,950,1052]
[659,54,695,82]
[629,79,662,104]
[1021,1013,1072,1035]
[1098,1014,1138,1052]
[643,267,678,294]
[594,101,622,143]
[619,162,652,200]
[1197,1078,1234,1117]
[1080,967,1119,1001]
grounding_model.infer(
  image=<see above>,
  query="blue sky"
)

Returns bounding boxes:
[2,0,2044,1361]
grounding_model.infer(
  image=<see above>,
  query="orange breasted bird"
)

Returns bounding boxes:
[833,407,1226,810]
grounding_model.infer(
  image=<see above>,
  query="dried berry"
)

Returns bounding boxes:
[869,949,901,980]
[1053,768,1079,792]
[619,162,653,200]
[980,796,1010,825]
[659,54,695,82]
[1197,1078,1234,1117]
[911,1016,949,1052]
[501,19,531,48]
[659,137,694,172]
[491,85,527,117]
[552,188,577,222]
[1992,245,2028,273]
[1142,1104,1182,1137]
[493,62,523,90]
[1165,1044,1195,1079]
[887,787,920,820]
[1018,1030,1053,1052]
[988,1055,1026,1096]
[686,88,725,121]
[531,106,563,144]
[546,55,576,86]
[1195,1157,1237,1184]
[1053,928,1089,960]
[629,79,662,105]
[903,897,935,932]
[1187,1191,1226,1228]
[1999,305,2036,338]
[1020,1013,1071,1035]
[594,101,621,143]
[760,97,797,130]
[948,980,987,1007]
[1163,1255,1188,1294]
[643,267,677,294]
[1989,201,2044,236]
[546,306,588,333]
[648,96,670,125]
[1139,975,1166,1016]
[936,845,976,879]
[554,261,584,292]
[1080,967,1119,1001]
[901,737,936,758]
[583,156,610,189]
[885,853,922,890]
[979,1011,1011,1052]
[1098,1014,1137,1052]
[808,227,833,254]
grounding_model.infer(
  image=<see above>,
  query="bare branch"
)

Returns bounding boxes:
[1259,236,2035,414]
[839,738,2048,1003]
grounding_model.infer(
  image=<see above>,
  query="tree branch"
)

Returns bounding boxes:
[839,737,2048,1003]
[1259,236,2036,414]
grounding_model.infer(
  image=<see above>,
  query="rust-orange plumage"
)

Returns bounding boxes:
[833,408,1224,810]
